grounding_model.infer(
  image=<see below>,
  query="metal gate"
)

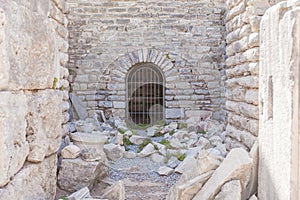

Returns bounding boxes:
[126,63,165,126]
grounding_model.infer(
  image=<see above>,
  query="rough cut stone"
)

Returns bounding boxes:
[26,90,62,163]
[157,166,174,176]
[101,180,125,200]
[61,144,80,159]
[193,148,252,200]
[67,187,91,200]
[123,151,137,159]
[175,156,197,174]
[58,158,109,192]
[138,143,156,157]
[81,148,103,162]
[129,135,147,145]
[167,170,213,200]
[259,2,300,200]
[214,180,242,200]
[0,1,59,90]
[0,92,29,187]
[151,153,165,163]
[103,143,123,161]
[0,154,57,199]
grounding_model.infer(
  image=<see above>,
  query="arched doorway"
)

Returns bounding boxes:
[126,63,165,126]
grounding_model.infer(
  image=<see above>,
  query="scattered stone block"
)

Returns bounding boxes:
[129,135,147,145]
[138,143,156,157]
[193,148,252,200]
[151,153,165,163]
[61,144,81,159]
[58,158,109,192]
[214,180,242,200]
[157,166,174,176]
[101,181,125,200]
[67,187,91,200]
[123,151,137,159]
[103,144,123,161]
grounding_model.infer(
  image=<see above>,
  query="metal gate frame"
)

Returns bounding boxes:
[125,63,165,127]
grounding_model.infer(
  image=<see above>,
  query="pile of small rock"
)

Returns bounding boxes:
[57,115,258,200]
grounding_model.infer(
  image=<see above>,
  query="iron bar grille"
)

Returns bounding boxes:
[126,63,165,126]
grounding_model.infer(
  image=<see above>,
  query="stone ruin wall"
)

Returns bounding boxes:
[66,0,227,123]
[224,0,285,151]
[0,0,69,199]
[259,1,300,199]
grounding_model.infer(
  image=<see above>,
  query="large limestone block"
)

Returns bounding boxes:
[167,170,214,200]
[259,1,300,200]
[26,90,62,163]
[58,158,109,192]
[0,92,29,187]
[193,148,252,200]
[0,154,58,200]
[101,181,125,200]
[0,1,59,90]
[214,180,242,200]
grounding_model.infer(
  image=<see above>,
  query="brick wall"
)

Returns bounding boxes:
[66,0,227,123]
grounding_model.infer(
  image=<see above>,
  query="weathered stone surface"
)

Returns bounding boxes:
[58,158,109,192]
[215,180,242,200]
[26,90,62,163]
[0,154,57,199]
[129,135,147,145]
[103,143,123,161]
[81,148,103,162]
[0,92,29,187]
[101,180,125,200]
[259,2,300,199]
[193,148,252,200]
[138,143,156,157]
[70,93,89,120]
[0,1,59,90]
[67,187,91,200]
[175,156,197,174]
[167,170,213,200]
[157,166,174,176]
[61,144,81,159]
[151,153,165,163]
[123,151,137,159]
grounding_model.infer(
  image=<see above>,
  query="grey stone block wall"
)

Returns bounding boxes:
[66,0,227,122]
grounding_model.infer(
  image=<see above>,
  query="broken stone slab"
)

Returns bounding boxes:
[103,143,123,161]
[81,148,103,162]
[175,156,197,174]
[110,133,123,145]
[26,90,63,163]
[123,151,137,159]
[146,126,159,137]
[195,137,212,150]
[157,166,174,176]
[138,143,156,157]
[0,92,29,187]
[74,119,100,132]
[0,154,57,199]
[67,187,91,200]
[167,170,213,200]
[101,180,125,200]
[167,156,181,169]
[151,153,165,163]
[0,1,60,90]
[70,132,107,159]
[249,194,258,200]
[58,158,109,192]
[170,138,186,149]
[61,144,81,159]
[70,93,88,120]
[243,140,258,199]
[129,135,147,145]
[193,148,252,200]
[214,180,242,200]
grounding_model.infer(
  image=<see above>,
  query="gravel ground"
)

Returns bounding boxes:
[108,157,181,200]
